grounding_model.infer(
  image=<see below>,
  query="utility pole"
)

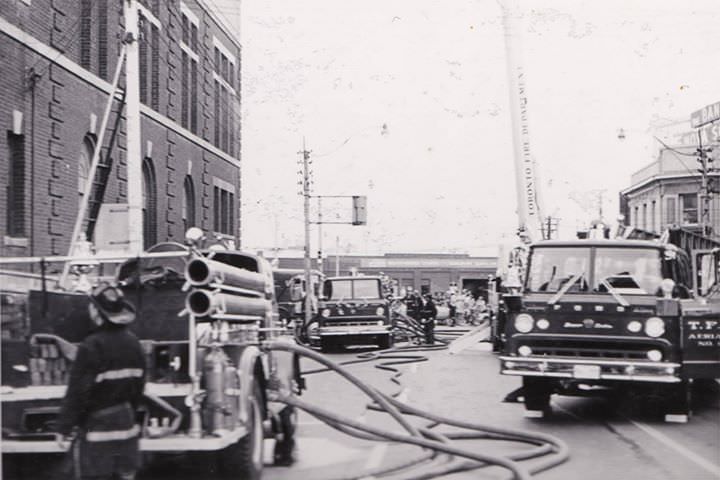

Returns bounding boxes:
[317,197,323,274]
[125,0,144,254]
[544,216,559,239]
[697,130,714,237]
[299,141,313,329]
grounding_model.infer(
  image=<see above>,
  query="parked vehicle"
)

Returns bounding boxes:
[312,275,393,351]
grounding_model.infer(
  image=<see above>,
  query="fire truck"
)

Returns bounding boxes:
[310,275,393,351]
[1,235,302,478]
[273,268,323,327]
[498,234,720,422]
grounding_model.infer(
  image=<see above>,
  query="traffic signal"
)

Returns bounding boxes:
[352,196,367,225]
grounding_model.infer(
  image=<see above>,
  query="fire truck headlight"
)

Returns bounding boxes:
[645,317,665,337]
[321,308,331,318]
[375,306,385,316]
[627,320,642,333]
[646,349,663,361]
[514,313,534,333]
[518,345,533,357]
[536,318,550,330]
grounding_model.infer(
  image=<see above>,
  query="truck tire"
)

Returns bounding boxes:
[664,380,692,423]
[220,382,265,479]
[320,338,338,353]
[273,406,297,466]
[522,377,552,418]
[377,334,393,350]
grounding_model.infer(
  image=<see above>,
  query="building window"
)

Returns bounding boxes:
[214,80,220,147]
[650,200,656,233]
[181,51,189,127]
[78,137,94,206]
[97,0,108,79]
[139,12,148,105]
[182,175,195,232]
[680,193,698,225]
[633,206,639,229]
[80,0,92,70]
[6,132,26,237]
[142,158,157,249]
[180,11,199,133]
[150,24,160,111]
[666,197,676,226]
[213,183,235,236]
[212,39,237,154]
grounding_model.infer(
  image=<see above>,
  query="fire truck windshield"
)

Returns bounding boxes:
[527,246,663,296]
[594,248,663,295]
[325,278,382,300]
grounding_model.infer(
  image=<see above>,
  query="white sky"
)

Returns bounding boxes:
[210,0,720,255]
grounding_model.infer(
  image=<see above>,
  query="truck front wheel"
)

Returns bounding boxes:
[664,380,692,423]
[220,382,265,479]
[522,377,552,418]
[377,334,393,350]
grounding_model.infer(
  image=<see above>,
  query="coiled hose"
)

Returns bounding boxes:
[263,340,569,480]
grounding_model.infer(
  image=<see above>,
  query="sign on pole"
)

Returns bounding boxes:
[352,196,367,225]
[691,101,720,129]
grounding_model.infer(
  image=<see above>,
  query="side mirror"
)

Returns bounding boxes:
[697,251,719,296]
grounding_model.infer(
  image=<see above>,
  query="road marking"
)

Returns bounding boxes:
[364,442,389,470]
[628,420,720,478]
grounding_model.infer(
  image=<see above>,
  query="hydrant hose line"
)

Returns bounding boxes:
[263,340,569,480]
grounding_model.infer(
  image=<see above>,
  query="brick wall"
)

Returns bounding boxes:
[0,0,241,258]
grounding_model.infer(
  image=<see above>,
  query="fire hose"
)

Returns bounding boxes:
[263,340,569,480]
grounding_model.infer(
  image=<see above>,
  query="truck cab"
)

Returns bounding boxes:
[500,238,719,422]
[312,275,393,351]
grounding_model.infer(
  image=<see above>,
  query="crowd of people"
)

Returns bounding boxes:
[381,276,491,327]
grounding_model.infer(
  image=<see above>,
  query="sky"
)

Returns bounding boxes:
[209,0,720,255]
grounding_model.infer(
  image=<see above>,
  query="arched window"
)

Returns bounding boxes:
[78,136,95,207]
[182,175,195,232]
[142,158,157,249]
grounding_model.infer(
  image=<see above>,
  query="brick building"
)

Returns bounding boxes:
[0,0,241,258]
[620,146,720,238]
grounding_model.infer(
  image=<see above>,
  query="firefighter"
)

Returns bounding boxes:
[56,283,146,480]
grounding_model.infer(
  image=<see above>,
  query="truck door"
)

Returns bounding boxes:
[682,249,720,379]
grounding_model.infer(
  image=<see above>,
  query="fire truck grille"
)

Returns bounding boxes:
[327,321,382,327]
[519,338,657,360]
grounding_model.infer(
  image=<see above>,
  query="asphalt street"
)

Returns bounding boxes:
[4,337,719,479]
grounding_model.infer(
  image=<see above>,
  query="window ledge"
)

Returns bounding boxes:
[3,236,29,248]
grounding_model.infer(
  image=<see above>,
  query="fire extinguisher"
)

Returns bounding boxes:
[202,345,229,434]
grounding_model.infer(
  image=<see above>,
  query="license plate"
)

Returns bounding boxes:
[573,364,601,379]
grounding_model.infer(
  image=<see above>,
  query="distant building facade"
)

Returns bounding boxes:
[272,252,498,299]
[1,0,241,258]
[620,146,720,238]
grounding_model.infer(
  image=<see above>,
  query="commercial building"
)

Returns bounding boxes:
[1,0,241,258]
[271,251,498,299]
[620,145,720,238]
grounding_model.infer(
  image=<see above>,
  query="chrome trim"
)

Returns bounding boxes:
[501,370,681,383]
[499,356,680,368]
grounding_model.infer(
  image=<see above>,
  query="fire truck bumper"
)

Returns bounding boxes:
[499,356,682,383]
[2,426,248,454]
[2,428,250,454]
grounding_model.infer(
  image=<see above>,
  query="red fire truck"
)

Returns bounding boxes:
[499,236,720,422]
[1,239,302,478]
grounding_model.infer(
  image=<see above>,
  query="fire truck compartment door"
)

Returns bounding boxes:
[680,303,720,379]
